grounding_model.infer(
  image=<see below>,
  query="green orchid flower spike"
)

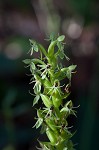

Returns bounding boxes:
[23,34,78,150]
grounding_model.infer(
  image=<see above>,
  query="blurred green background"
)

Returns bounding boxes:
[0,0,99,150]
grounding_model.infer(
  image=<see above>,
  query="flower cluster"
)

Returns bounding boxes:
[23,34,77,150]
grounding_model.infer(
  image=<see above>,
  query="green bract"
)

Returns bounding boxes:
[23,34,77,150]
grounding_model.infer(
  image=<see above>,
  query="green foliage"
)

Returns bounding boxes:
[23,34,77,150]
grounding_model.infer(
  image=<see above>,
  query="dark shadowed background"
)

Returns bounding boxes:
[0,0,99,150]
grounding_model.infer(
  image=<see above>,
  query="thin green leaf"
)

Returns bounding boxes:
[66,100,73,108]
[30,47,34,55]
[32,58,46,65]
[34,44,38,52]
[58,50,64,59]
[68,65,77,72]
[64,54,70,61]
[38,43,48,57]
[39,141,53,150]
[42,73,47,79]
[34,82,41,94]
[33,118,43,129]
[30,63,36,74]
[66,65,77,80]
[33,95,40,106]
[31,62,36,70]
[57,35,65,42]
[66,70,71,80]
[60,107,69,113]
[23,59,31,64]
